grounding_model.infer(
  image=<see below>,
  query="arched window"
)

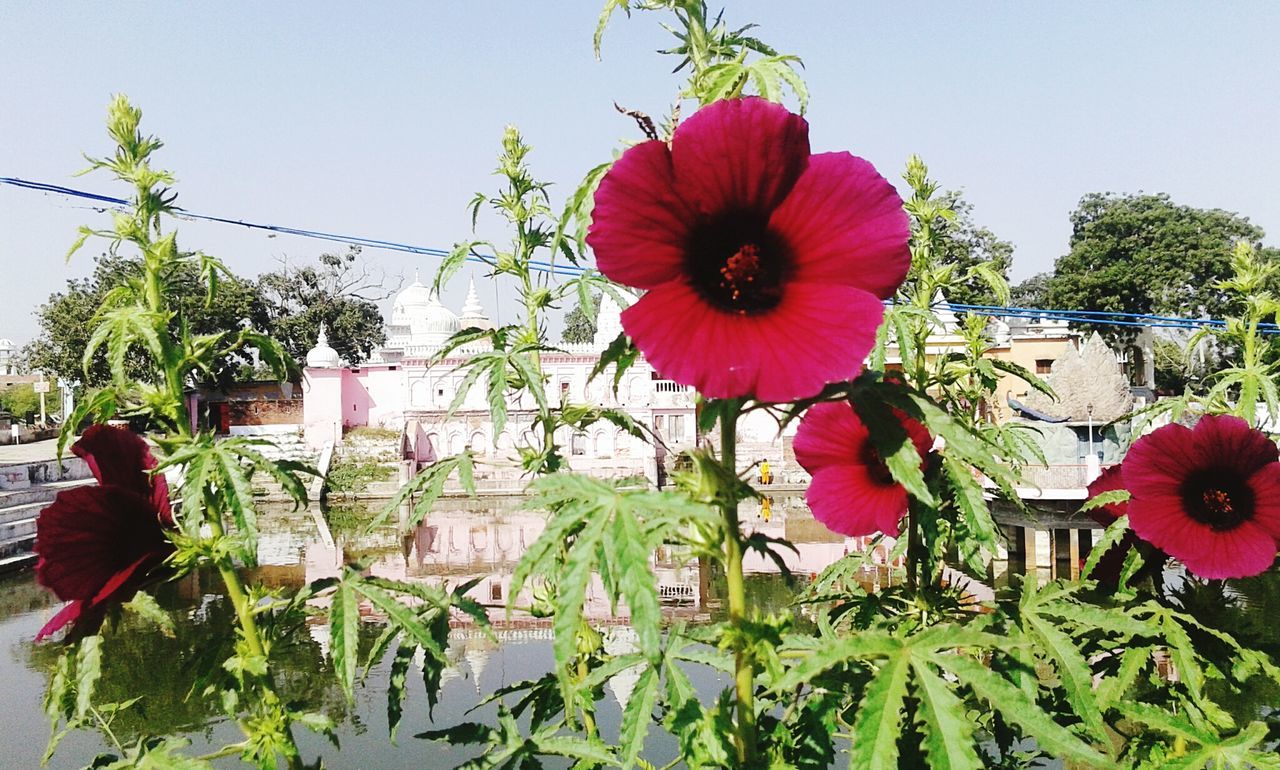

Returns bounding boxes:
[470,430,488,454]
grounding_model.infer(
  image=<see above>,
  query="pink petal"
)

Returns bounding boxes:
[88,553,158,607]
[1084,464,1128,525]
[1121,423,1203,498]
[1129,493,1277,579]
[588,140,693,290]
[1246,463,1280,542]
[1178,522,1277,579]
[769,152,911,299]
[621,280,882,401]
[670,97,810,218]
[36,600,84,642]
[1191,414,1279,473]
[807,466,907,538]
[35,485,171,602]
[794,401,867,473]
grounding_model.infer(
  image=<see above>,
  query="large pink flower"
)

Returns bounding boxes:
[587,97,910,402]
[793,401,932,537]
[1123,415,1280,579]
[34,425,174,640]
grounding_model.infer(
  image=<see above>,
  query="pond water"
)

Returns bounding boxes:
[4,494,881,768]
[4,495,1275,768]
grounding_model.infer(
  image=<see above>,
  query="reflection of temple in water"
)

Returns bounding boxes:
[295,495,954,632]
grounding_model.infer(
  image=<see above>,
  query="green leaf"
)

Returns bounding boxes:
[123,592,175,636]
[911,660,981,770]
[850,389,934,506]
[848,648,910,770]
[938,654,1109,767]
[609,510,662,663]
[74,635,103,720]
[386,642,414,742]
[617,664,659,770]
[1080,514,1129,579]
[329,578,359,702]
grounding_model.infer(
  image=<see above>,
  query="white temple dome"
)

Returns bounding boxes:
[413,291,462,343]
[305,324,341,368]
[392,277,435,320]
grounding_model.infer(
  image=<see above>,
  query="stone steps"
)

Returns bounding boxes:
[0,458,95,574]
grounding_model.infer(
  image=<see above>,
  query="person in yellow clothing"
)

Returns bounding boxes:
[759,459,772,485]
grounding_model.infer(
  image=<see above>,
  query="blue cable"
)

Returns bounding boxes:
[0,176,586,278]
[4,175,1275,333]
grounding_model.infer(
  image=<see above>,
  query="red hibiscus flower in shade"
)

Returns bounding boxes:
[587,97,910,402]
[1083,464,1141,584]
[34,424,175,640]
[793,401,932,537]
[1123,415,1280,580]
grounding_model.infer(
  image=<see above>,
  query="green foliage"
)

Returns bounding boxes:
[325,455,396,493]
[0,381,61,422]
[1045,192,1268,337]
[561,290,599,344]
[253,246,390,367]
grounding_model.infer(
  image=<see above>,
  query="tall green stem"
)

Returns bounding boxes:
[720,399,756,764]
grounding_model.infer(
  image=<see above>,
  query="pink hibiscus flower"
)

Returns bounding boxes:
[1123,415,1280,579]
[794,401,932,537]
[587,97,910,402]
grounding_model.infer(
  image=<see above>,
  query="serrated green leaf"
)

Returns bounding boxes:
[938,654,1109,767]
[617,664,659,770]
[329,578,359,702]
[848,649,909,770]
[74,635,103,720]
[911,659,981,770]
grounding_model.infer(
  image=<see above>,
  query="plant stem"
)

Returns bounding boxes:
[906,503,919,592]
[207,519,303,769]
[719,399,756,764]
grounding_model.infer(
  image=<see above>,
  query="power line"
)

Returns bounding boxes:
[4,175,1274,334]
[0,176,586,278]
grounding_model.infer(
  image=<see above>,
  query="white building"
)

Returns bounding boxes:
[302,278,698,482]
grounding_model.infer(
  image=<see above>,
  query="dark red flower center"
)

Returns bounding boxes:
[1180,469,1254,531]
[686,212,790,314]
[859,441,895,486]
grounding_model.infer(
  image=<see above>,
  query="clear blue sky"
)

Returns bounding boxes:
[2,2,1278,346]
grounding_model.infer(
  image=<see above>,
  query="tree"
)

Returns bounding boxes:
[252,246,392,366]
[560,292,599,344]
[1010,271,1052,309]
[1045,193,1267,325]
[24,253,262,388]
[0,382,61,422]
[935,191,1014,307]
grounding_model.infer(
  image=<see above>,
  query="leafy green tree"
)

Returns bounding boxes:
[936,191,1014,307]
[1010,271,1051,309]
[24,253,261,388]
[253,247,390,368]
[560,291,599,344]
[1045,193,1267,324]
[0,382,61,422]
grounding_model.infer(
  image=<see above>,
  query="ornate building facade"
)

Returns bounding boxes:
[302,279,698,481]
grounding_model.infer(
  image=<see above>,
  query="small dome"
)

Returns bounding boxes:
[0,338,13,352]
[305,324,341,368]
[412,291,461,347]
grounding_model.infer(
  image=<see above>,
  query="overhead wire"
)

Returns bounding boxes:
[4,174,1275,334]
